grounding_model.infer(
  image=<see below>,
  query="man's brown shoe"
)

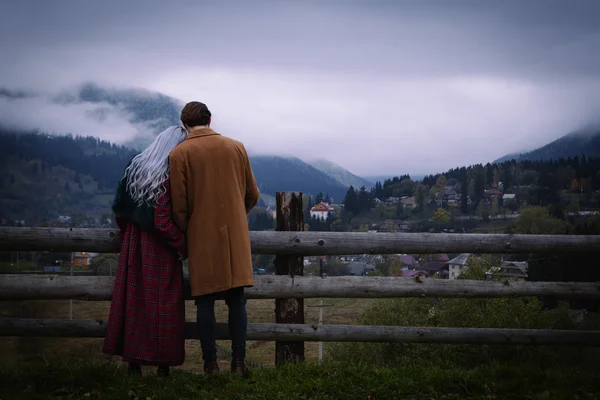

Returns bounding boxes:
[231,359,249,378]
[204,360,220,375]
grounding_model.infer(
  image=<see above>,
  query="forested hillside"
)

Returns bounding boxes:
[495,128,600,163]
[304,158,373,189]
[0,131,350,223]
[0,130,137,223]
[249,156,348,203]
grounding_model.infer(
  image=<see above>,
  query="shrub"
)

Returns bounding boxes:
[327,256,600,368]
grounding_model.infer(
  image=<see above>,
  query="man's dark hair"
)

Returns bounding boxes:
[181,101,212,127]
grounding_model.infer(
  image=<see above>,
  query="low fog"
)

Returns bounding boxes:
[1,0,599,175]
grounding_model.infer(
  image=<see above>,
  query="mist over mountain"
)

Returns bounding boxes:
[53,82,184,149]
[3,81,600,225]
[495,126,600,163]
[304,158,373,189]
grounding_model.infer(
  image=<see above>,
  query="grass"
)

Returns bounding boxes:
[3,297,600,398]
[0,298,377,370]
[1,358,599,400]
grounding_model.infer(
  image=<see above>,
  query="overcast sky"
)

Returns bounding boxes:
[1,0,600,176]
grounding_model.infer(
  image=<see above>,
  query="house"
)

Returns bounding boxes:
[265,207,277,219]
[447,199,460,208]
[400,197,416,209]
[58,215,72,223]
[485,261,529,281]
[484,188,503,203]
[421,261,447,278]
[347,261,376,276]
[502,194,517,207]
[385,197,401,205]
[310,202,335,220]
[72,252,99,266]
[393,220,411,231]
[400,269,428,278]
[446,253,472,280]
[444,186,461,205]
[397,254,419,268]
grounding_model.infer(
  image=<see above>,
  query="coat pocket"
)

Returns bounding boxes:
[219,225,232,282]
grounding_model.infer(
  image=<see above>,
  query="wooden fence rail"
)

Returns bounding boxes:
[1,274,599,301]
[2,227,600,255]
[2,193,600,366]
[2,318,600,346]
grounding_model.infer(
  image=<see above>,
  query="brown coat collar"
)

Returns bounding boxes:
[185,126,220,140]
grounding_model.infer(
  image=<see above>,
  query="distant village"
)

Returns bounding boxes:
[1,178,594,281]
[300,253,529,282]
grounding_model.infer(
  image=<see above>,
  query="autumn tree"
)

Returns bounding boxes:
[388,258,404,277]
[570,178,579,192]
[432,208,451,231]
[429,175,447,206]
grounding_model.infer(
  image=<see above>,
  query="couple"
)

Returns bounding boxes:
[102,101,261,377]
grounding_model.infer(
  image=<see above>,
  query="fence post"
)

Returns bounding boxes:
[274,192,305,365]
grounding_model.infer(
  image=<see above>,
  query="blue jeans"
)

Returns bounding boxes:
[195,287,248,362]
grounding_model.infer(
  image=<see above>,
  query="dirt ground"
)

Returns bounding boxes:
[0,297,375,372]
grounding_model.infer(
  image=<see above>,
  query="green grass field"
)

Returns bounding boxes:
[2,298,600,398]
[1,358,598,400]
[0,298,377,370]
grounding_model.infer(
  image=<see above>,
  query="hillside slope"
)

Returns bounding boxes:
[0,131,137,223]
[250,156,348,203]
[304,158,372,189]
[0,131,350,222]
[495,127,600,163]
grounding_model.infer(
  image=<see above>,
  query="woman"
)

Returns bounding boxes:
[102,126,188,377]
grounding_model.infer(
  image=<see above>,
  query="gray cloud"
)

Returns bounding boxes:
[0,93,144,144]
[1,0,600,175]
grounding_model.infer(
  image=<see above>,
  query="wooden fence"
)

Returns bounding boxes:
[1,192,600,365]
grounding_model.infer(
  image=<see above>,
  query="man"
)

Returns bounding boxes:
[169,101,260,377]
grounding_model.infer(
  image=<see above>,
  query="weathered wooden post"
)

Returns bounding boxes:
[274,192,305,365]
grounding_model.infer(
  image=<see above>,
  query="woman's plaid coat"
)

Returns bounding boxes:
[102,179,187,366]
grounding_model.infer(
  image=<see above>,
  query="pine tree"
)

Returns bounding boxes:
[315,192,324,204]
[460,177,469,214]
[357,186,372,213]
[343,186,358,215]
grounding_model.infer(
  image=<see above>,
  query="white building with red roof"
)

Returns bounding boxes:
[310,202,335,220]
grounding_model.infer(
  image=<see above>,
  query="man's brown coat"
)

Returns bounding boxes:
[169,126,260,296]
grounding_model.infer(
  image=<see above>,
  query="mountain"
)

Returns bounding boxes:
[0,131,350,222]
[304,158,373,189]
[54,83,184,150]
[250,156,349,203]
[0,83,362,223]
[494,127,600,163]
[0,130,137,223]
